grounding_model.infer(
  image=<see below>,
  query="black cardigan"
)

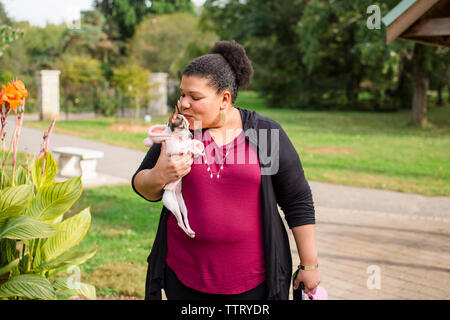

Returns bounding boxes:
[131,107,316,300]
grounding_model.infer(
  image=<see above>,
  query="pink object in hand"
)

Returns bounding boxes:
[306,285,328,300]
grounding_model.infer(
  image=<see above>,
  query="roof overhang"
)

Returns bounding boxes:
[382,0,450,47]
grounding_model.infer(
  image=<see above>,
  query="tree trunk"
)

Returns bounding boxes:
[93,85,98,117]
[437,83,443,106]
[411,44,428,126]
[448,84,450,103]
[345,27,359,108]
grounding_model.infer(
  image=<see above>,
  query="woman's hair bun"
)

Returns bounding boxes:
[209,40,254,89]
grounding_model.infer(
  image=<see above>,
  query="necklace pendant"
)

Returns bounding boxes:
[220,165,223,170]
[210,173,213,179]
[216,173,220,178]
[207,167,210,172]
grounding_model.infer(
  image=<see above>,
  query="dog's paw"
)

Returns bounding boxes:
[186,231,196,239]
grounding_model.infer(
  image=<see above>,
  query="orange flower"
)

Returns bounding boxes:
[11,79,28,99]
[1,83,23,110]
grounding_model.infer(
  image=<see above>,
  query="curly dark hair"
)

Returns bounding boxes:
[182,40,254,104]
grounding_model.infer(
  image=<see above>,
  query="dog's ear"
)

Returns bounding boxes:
[168,99,181,126]
[175,98,182,115]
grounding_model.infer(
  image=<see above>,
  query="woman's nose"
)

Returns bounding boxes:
[180,96,191,110]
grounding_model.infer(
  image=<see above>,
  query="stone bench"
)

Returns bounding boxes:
[52,147,104,179]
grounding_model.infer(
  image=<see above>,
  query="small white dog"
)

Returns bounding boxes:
[144,101,204,238]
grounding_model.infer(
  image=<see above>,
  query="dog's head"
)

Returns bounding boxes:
[168,99,191,137]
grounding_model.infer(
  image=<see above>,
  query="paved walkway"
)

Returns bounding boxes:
[5,126,450,300]
[4,125,142,188]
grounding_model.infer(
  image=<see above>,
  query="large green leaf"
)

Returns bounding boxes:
[32,152,57,191]
[41,208,91,263]
[0,258,20,276]
[24,176,82,222]
[30,238,44,270]
[55,288,78,300]
[13,166,31,186]
[0,274,56,300]
[0,169,12,189]
[77,282,96,300]
[0,238,16,266]
[37,246,97,271]
[0,216,57,240]
[0,185,33,224]
[18,253,30,274]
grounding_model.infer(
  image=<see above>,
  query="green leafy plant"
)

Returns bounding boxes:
[0,25,24,58]
[0,79,97,300]
[0,147,97,301]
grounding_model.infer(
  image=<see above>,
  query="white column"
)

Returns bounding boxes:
[37,70,61,121]
[147,72,169,116]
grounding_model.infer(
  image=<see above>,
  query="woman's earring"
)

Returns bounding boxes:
[220,110,226,125]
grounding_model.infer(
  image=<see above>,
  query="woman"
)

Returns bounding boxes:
[132,40,320,300]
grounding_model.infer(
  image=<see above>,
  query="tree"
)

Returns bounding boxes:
[0,2,23,58]
[94,0,194,43]
[58,55,105,117]
[148,0,194,14]
[22,24,66,69]
[112,64,154,120]
[411,44,428,126]
[59,55,104,85]
[129,12,217,78]
[428,46,450,107]
[0,26,23,59]
[61,10,120,63]
[200,0,314,109]
[200,0,427,112]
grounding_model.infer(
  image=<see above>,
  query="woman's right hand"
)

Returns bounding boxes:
[153,141,193,185]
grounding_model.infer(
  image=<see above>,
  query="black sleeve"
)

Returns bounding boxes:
[131,143,163,202]
[271,123,315,228]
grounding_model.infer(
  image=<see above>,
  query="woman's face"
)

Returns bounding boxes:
[179,75,230,130]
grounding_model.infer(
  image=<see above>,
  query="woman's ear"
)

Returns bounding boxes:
[220,89,232,110]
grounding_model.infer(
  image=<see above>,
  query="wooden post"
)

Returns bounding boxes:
[411,44,428,126]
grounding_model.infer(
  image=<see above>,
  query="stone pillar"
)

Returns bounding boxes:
[147,72,168,116]
[36,70,61,120]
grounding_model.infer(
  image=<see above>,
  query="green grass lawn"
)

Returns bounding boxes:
[63,184,161,298]
[24,91,450,196]
[238,93,449,196]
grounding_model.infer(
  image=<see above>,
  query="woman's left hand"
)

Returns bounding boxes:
[293,268,321,294]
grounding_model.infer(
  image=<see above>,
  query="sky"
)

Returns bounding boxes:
[1,0,206,27]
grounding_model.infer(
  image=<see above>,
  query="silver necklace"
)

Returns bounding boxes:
[204,140,233,179]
